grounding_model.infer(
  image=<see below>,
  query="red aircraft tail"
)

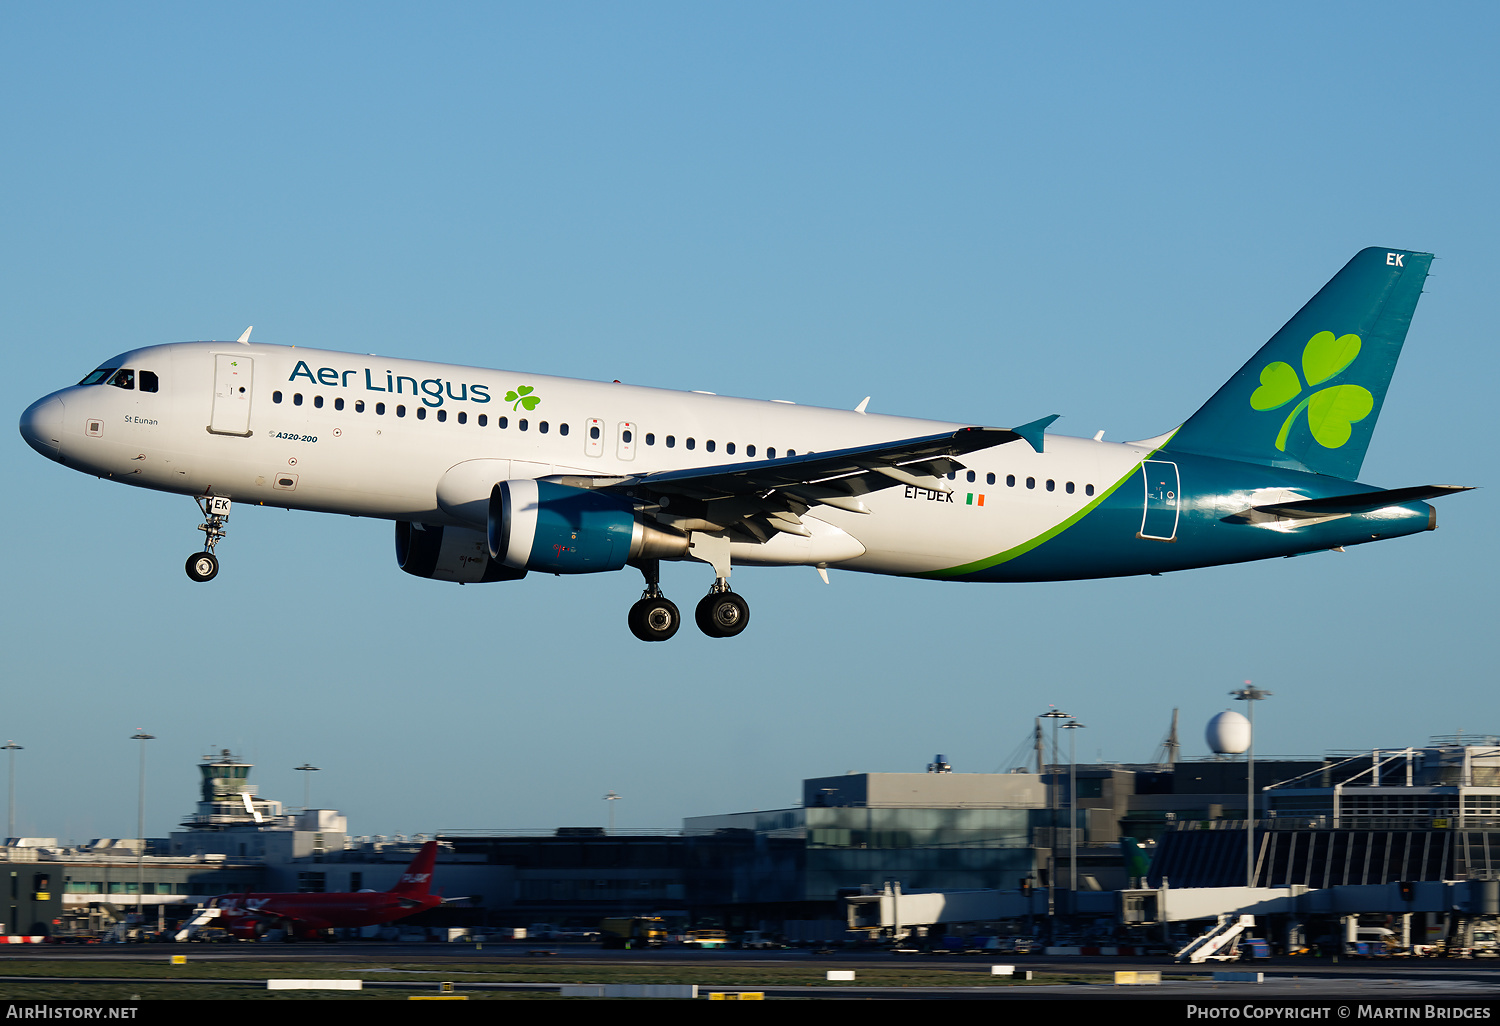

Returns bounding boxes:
[389,841,439,896]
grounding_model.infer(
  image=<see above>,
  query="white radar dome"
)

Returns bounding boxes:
[1206,710,1251,754]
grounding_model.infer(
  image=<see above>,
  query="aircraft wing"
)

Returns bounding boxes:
[543,420,1054,546]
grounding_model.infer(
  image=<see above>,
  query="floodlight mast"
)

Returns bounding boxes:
[1230,683,1272,888]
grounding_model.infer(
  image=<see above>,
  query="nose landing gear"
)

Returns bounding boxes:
[186,495,231,583]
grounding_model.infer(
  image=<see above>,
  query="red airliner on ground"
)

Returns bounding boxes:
[202,841,443,941]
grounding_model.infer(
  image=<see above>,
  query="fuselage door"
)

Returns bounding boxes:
[209,354,254,436]
[1139,459,1180,541]
[585,418,604,457]
[617,422,636,461]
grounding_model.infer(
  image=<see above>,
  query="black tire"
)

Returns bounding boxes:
[186,552,219,583]
[628,597,681,642]
[695,592,750,638]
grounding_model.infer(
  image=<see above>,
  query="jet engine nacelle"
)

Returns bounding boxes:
[396,521,528,583]
[489,480,687,574]
[223,915,267,940]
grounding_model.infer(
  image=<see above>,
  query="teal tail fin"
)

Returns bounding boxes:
[1164,247,1432,480]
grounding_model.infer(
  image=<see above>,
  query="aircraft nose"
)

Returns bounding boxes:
[19,396,64,461]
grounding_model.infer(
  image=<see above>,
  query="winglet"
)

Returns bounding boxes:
[1011,415,1059,453]
[236,326,253,345]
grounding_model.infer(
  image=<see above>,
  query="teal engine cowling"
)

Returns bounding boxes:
[396,521,528,583]
[488,480,687,573]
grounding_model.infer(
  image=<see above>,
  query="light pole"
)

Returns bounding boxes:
[1062,719,1085,895]
[2,742,21,840]
[294,764,320,813]
[604,790,622,833]
[130,732,154,922]
[1230,682,1272,888]
[1039,708,1070,931]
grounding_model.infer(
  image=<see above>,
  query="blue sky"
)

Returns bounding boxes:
[2,3,1495,841]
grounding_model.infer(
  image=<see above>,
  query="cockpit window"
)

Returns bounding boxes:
[139,371,159,393]
[107,369,135,390]
[78,367,119,386]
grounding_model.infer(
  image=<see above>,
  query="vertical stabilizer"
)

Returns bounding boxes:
[389,841,438,895]
[1165,247,1432,480]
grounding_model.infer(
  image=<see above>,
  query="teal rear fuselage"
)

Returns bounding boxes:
[947,452,1433,582]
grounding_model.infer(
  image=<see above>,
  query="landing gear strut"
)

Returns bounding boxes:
[695,580,749,639]
[627,561,681,642]
[186,495,231,583]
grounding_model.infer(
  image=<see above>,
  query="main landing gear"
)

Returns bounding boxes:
[627,562,750,641]
[695,581,749,639]
[186,495,231,583]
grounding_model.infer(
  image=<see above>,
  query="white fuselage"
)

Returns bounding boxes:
[29,341,1151,577]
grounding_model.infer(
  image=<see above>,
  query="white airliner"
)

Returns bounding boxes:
[19,248,1468,641]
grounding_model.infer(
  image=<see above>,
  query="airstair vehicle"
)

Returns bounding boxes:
[174,906,223,942]
[1174,914,1255,963]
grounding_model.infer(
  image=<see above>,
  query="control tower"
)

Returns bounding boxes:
[180,749,284,830]
[169,749,347,860]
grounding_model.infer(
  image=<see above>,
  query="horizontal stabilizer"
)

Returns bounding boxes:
[1243,484,1471,520]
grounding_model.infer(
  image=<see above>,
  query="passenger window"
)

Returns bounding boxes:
[355,400,365,413]
[686,438,695,450]
[1046,479,1055,491]
[335,397,345,411]
[560,423,569,436]
[1026,477,1035,489]
[397,405,406,417]
[1007,475,1015,487]
[766,448,775,459]
[726,442,735,455]
[456,411,465,424]
[416,407,426,420]
[499,416,508,429]
[787,449,796,457]
[139,371,159,393]
[706,440,715,453]
[646,433,655,446]
[108,369,135,390]
[294,394,303,406]
[666,435,675,448]
[539,421,548,433]
[314,395,324,409]
[1066,481,1075,494]
[1086,484,1095,496]
[986,473,995,485]
[519,419,528,431]
[477,414,486,426]
[273,391,283,404]
[376,403,386,415]
[966,471,975,483]
[590,425,601,439]
[746,444,756,457]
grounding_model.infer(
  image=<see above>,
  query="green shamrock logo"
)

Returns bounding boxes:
[504,385,540,411]
[1249,331,1373,451]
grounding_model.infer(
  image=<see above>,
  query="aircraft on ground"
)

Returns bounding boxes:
[190,840,443,941]
[20,248,1469,641]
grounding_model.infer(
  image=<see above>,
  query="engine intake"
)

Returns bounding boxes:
[489,480,687,573]
[396,521,528,583]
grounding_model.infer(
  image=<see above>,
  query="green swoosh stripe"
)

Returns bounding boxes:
[915,437,1174,580]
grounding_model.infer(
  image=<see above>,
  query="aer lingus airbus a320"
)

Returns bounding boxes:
[19,248,1469,641]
